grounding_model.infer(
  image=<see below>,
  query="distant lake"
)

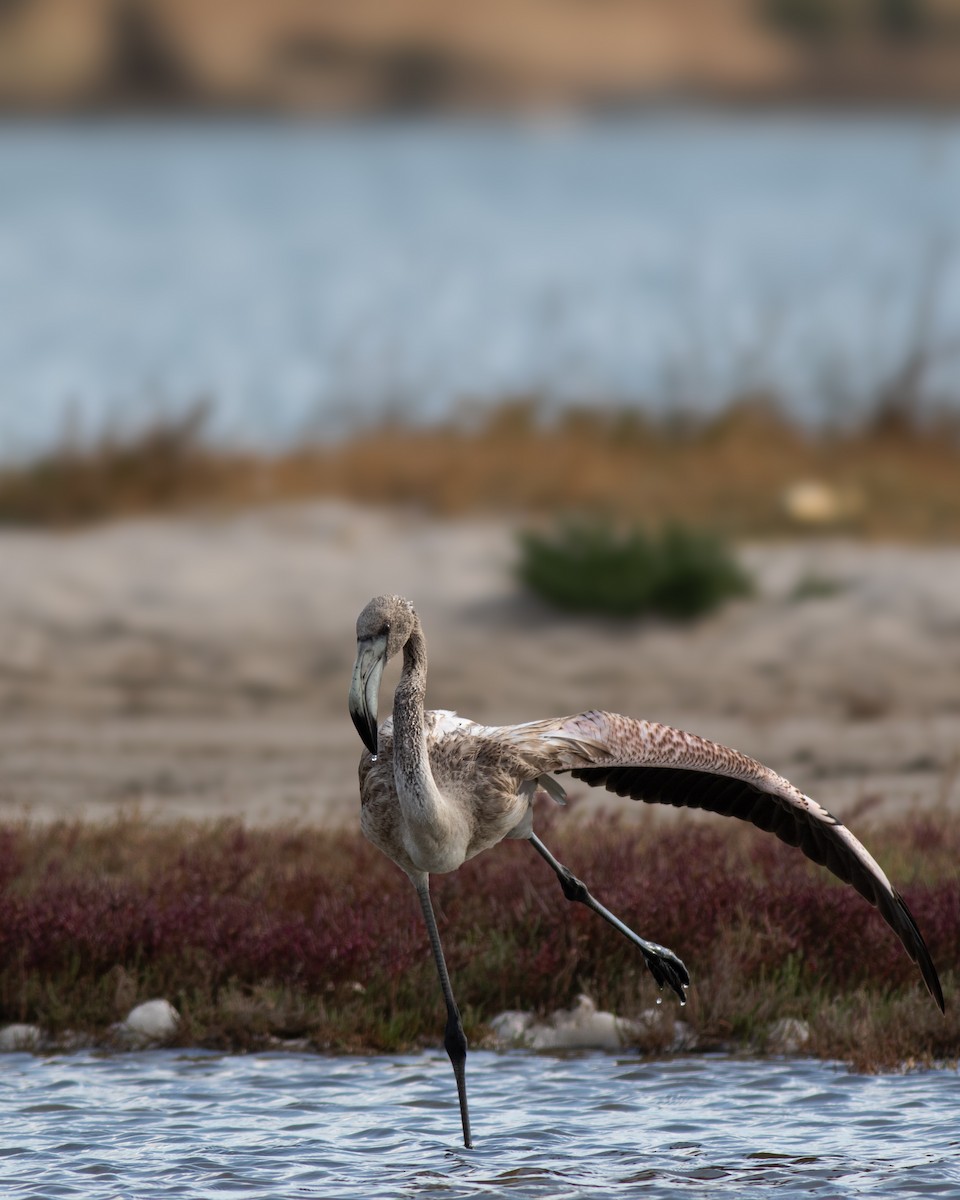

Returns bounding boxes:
[1,114,959,454]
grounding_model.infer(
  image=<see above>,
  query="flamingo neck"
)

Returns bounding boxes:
[392,622,466,872]
[392,624,435,798]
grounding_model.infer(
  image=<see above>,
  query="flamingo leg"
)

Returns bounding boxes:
[413,874,473,1149]
[527,832,690,1002]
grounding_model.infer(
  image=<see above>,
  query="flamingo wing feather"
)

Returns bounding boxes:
[509,710,944,1012]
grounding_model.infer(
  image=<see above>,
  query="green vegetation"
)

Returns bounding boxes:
[761,0,844,41]
[0,812,955,1067]
[760,0,930,41]
[516,519,752,619]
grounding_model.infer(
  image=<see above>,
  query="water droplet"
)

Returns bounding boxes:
[370,754,378,763]
[679,998,686,1008]
[656,996,663,1006]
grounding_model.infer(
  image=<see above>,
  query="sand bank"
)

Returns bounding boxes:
[0,502,957,827]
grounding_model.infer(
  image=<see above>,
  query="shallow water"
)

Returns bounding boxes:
[2,1050,957,1198]
[1,115,959,453]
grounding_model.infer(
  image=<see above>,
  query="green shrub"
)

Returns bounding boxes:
[759,0,844,40]
[869,0,927,39]
[516,519,752,619]
[759,0,929,41]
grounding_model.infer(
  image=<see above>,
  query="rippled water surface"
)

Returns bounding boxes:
[2,1050,958,1198]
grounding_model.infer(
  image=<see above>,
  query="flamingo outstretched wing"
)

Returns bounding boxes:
[501,709,944,1012]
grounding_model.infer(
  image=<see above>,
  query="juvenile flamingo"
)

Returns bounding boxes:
[348,594,943,1148]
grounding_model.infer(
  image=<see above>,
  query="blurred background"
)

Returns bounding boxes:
[0,0,958,827]
[2,0,960,453]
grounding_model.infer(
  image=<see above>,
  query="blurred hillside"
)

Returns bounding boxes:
[3,0,960,113]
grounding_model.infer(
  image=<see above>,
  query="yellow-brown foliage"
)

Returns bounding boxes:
[1,397,959,539]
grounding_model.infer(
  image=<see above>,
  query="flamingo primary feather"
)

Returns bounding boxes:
[348,594,944,1149]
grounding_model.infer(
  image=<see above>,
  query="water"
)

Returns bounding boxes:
[2,1050,957,1198]
[1,114,960,454]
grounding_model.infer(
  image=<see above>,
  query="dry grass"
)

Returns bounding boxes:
[0,809,955,1065]
[1,397,959,539]
[6,0,960,112]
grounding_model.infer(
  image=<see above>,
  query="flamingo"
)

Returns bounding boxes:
[348,594,943,1148]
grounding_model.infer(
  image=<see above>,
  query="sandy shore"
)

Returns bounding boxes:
[0,501,957,828]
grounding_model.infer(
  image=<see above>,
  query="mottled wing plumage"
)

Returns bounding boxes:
[513,710,943,1012]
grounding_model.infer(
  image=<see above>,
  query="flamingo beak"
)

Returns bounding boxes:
[349,635,386,755]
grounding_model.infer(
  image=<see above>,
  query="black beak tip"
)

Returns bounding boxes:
[351,706,378,756]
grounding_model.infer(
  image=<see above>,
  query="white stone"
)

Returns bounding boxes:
[632,1007,698,1052]
[0,1023,42,1051]
[669,1020,698,1052]
[488,1010,534,1043]
[782,480,863,525]
[492,995,635,1051]
[123,999,180,1041]
[767,1017,810,1054]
